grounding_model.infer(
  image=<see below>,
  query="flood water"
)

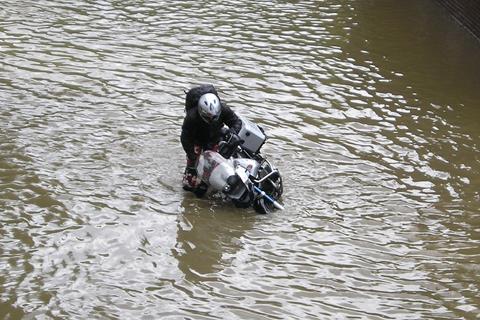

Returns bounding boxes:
[1,1,480,319]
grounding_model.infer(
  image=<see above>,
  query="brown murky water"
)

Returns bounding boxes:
[1,1,479,319]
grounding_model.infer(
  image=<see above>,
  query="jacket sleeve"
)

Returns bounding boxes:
[221,104,242,133]
[180,112,196,161]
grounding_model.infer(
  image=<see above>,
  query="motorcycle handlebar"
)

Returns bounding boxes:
[219,128,245,159]
[221,128,244,146]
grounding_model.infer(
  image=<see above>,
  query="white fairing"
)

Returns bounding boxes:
[197,151,235,191]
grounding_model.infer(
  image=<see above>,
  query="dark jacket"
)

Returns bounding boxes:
[181,103,242,161]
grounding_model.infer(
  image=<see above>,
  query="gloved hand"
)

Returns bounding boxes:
[182,166,198,191]
[183,146,202,191]
[220,126,230,138]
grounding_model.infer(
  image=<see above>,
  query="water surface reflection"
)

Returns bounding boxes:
[1,0,480,319]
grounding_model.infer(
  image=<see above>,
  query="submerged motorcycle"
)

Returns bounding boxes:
[195,117,284,214]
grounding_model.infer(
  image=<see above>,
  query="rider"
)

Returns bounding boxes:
[181,89,242,192]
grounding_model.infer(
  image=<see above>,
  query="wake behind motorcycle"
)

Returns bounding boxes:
[195,117,284,214]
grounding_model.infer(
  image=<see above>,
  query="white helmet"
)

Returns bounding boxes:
[198,93,221,124]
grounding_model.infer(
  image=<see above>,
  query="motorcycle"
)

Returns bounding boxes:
[194,117,284,214]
